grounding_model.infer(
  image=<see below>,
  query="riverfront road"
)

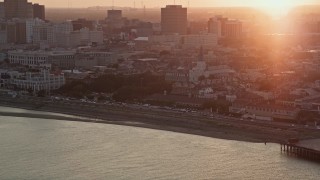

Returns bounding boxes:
[1,94,320,143]
[6,95,315,130]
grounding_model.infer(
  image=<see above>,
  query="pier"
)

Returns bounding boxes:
[281,139,320,162]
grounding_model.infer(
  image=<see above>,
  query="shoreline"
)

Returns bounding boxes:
[0,104,265,143]
[1,97,319,144]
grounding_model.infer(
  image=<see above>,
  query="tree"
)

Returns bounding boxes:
[37,90,46,97]
[296,110,319,124]
[27,88,33,95]
[57,73,172,102]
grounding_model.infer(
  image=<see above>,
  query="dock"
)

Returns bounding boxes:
[281,139,320,162]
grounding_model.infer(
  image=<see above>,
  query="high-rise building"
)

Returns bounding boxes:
[3,0,44,20]
[0,20,27,44]
[0,2,5,19]
[72,19,94,31]
[161,5,187,35]
[0,22,8,43]
[15,20,27,44]
[4,0,29,19]
[208,16,242,38]
[6,22,17,43]
[208,17,222,37]
[27,2,33,18]
[33,22,55,46]
[33,3,45,20]
[26,18,45,43]
[54,21,73,33]
[224,20,242,38]
[106,10,124,29]
[107,10,122,21]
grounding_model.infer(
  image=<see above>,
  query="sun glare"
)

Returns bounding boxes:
[254,0,294,17]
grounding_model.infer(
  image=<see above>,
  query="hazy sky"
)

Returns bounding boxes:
[31,0,319,8]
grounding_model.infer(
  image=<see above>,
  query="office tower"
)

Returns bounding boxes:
[26,18,45,43]
[0,22,7,43]
[72,19,94,31]
[15,20,27,44]
[6,22,17,43]
[107,10,122,21]
[4,0,29,19]
[161,5,187,35]
[4,0,44,20]
[0,2,4,19]
[106,10,124,29]
[33,3,45,20]
[33,22,55,45]
[27,2,33,18]
[224,20,242,38]
[208,17,222,37]
[208,16,242,38]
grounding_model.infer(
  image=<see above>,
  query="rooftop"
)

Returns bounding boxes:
[8,50,76,56]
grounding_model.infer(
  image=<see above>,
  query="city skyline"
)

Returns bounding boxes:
[24,0,320,17]
[28,0,320,8]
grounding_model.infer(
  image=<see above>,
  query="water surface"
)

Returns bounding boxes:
[0,107,319,179]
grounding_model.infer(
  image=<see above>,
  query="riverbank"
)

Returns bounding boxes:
[0,105,265,143]
[1,96,320,144]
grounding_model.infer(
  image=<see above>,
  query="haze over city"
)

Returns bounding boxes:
[31,0,319,8]
[29,0,320,17]
[1,0,320,179]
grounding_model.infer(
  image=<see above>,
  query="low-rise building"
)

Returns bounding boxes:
[8,50,49,65]
[8,50,76,68]
[149,34,218,49]
[11,69,65,93]
[47,51,76,69]
[75,51,116,69]
[229,100,300,121]
[165,67,189,83]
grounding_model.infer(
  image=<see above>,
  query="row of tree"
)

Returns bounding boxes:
[56,73,172,101]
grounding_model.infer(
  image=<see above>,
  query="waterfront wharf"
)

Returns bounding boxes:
[281,139,320,162]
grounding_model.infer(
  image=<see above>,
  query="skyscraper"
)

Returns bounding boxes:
[4,0,29,19]
[161,5,187,35]
[107,10,122,21]
[208,16,242,38]
[106,10,124,29]
[0,2,5,19]
[224,20,242,38]
[208,17,222,37]
[72,19,94,31]
[33,3,45,20]
[3,0,44,20]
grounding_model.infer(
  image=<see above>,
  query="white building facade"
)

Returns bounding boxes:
[26,18,45,43]
[8,50,49,65]
[11,69,65,92]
